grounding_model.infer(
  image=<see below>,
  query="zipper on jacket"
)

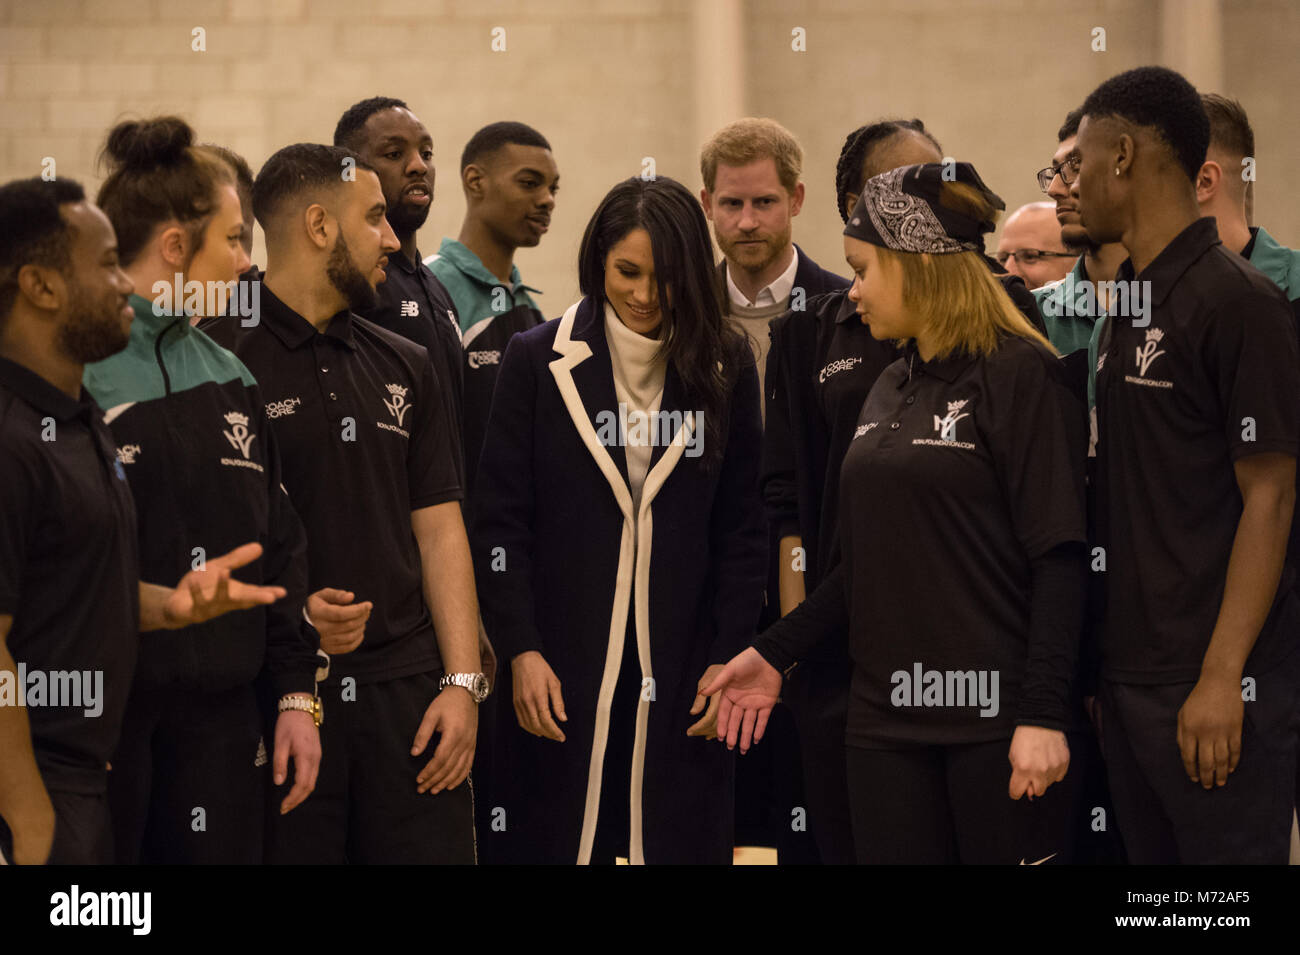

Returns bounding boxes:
[154,318,183,395]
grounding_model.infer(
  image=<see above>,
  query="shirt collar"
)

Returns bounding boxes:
[833,290,860,325]
[259,284,357,351]
[0,354,97,422]
[128,292,193,337]
[899,340,976,385]
[725,247,800,308]
[1245,226,1300,297]
[1240,227,1259,261]
[1115,217,1220,308]
[388,248,423,276]
[435,237,542,295]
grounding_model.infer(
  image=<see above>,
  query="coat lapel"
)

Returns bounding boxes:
[551,297,631,490]
[646,359,690,474]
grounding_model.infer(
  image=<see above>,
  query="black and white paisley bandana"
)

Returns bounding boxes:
[844,162,1004,253]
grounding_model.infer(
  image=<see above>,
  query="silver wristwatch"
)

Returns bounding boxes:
[440,672,489,703]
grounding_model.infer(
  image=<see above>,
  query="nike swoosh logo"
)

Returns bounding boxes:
[1019,853,1057,865]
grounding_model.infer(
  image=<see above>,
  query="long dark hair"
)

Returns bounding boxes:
[96,116,233,268]
[578,175,742,468]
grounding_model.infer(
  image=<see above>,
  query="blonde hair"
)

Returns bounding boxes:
[876,180,1057,358]
[700,117,803,195]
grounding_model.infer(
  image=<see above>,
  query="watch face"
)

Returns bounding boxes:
[473,674,489,700]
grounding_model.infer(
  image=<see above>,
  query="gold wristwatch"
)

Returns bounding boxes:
[279,693,323,728]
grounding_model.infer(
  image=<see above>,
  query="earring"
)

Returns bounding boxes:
[1115,168,1120,176]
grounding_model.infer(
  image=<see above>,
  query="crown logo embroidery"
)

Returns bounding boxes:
[223,410,255,458]
[1135,327,1166,376]
[383,383,412,426]
[934,399,971,442]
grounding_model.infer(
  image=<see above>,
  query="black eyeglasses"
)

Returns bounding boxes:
[995,249,1076,266]
[1036,156,1081,192]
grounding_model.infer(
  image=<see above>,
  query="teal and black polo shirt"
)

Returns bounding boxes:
[425,238,544,495]
[83,294,317,699]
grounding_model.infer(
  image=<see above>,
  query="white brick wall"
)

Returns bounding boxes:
[1,0,1296,313]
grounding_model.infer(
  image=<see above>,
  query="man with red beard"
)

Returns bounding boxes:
[699,117,849,864]
[700,118,848,405]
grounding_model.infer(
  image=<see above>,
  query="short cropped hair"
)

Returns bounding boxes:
[1057,107,1084,142]
[1201,93,1254,162]
[0,177,87,320]
[333,96,409,150]
[1080,66,1209,182]
[252,143,373,228]
[460,121,551,172]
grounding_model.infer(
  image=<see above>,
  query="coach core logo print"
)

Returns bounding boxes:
[383,383,411,426]
[1125,327,1173,390]
[266,396,302,419]
[223,411,256,458]
[819,356,862,383]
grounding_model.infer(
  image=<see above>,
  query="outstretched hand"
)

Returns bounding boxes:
[159,543,285,630]
[701,648,782,754]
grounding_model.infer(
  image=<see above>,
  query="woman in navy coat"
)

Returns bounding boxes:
[472,175,767,864]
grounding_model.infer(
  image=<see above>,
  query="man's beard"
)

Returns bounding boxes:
[57,279,130,364]
[1062,229,1099,255]
[387,197,429,238]
[327,232,377,313]
[718,223,792,275]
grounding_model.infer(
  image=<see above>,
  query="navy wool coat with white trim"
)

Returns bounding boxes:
[472,295,767,864]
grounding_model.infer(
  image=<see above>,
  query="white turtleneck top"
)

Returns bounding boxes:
[603,301,668,514]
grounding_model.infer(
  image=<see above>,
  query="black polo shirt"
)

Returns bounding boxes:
[0,356,139,794]
[837,336,1084,745]
[763,290,900,596]
[763,266,1047,601]
[203,287,462,686]
[362,249,466,487]
[1095,217,1300,684]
